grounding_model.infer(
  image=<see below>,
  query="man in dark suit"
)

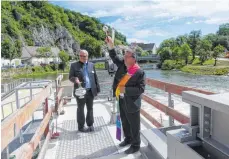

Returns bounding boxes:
[69,49,100,132]
[105,36,146,154]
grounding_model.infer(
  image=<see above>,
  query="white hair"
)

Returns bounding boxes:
[80,49,88,56]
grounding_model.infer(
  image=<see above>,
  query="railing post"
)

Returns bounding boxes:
[4,83,8,94]
[11,102,13,115]
[44,98,49,137]
[2,104,4,119]
[15,89,20,109]
[168,92,174,126]
[30,82,34,122]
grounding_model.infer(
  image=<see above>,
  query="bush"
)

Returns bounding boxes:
[32,66,45,73]
[214,68,229,75]
[174,60,185,69]
[44,65,53,72]
[161,60,176,70]
[50,64,58,71]
[161,60,185,70]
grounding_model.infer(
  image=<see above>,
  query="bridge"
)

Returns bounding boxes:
[89,54,160,63]
[1,73,229,159]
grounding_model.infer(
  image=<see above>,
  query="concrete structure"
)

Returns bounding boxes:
[141,91,229,159]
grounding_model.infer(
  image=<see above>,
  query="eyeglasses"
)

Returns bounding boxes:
[124,55,134,59]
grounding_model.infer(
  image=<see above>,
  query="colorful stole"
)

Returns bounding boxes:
[115,63,140,141]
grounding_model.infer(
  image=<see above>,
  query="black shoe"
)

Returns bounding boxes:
[119,140,131,147]
[88,126,94,132]
[124,146,140,154]
[78,127,88,132]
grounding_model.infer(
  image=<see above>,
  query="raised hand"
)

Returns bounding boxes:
[105,36,114,50]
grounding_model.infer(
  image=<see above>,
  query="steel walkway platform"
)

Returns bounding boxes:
[44,99,148,159]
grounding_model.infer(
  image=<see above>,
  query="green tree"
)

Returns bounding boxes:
[15,39,22,57]
[135,46,144,56]
[213,45,225,66]
[80,37,101,58]
[217,23,229,36]
[36,47,53,57]
[1,37,18,63]
[188,30,201,61]
[158,47,172,63]
[141,51,149,57]
[176,35,188,46]
[180,43,192,65]
[59,50,69,66]
[215,36,229,50]
[196,39,212,65]
[158,38,177,52]
[172,46,181,63]
[203,33,217,49]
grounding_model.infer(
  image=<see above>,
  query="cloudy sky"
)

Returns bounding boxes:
[50,0,229,46]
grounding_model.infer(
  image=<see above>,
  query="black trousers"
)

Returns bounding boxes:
[119,98,141,147]
[76,89,94,129]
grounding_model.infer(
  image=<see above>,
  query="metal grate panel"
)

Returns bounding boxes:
[56,117,118,159]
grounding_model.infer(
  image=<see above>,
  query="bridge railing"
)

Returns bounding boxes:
[1,75,66,159]
[1,93,39,120]
[1,82,53,158]
[140,78,214,128]
[18,75,65,159]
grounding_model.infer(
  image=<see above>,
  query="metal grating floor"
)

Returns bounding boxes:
[55,117,118,159]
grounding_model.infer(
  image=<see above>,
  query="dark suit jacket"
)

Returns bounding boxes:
[109,49,146,113]
[69,61,100,97]
[109,49,127,97]
[124,69,145,113]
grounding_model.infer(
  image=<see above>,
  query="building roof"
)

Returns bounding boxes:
[133,43,155,51]
[21,46,60,59]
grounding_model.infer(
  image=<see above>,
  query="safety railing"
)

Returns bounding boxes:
[1,93,39,120]
[1,78,34,98]
[140,78,214,128]
[17,75,65,158]
[1,81,53,159]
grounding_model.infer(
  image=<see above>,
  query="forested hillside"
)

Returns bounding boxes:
[1,1,127,60]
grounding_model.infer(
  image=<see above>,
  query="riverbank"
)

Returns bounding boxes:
[1,65,70,79]
[181,66,229,75]
[161,58,229,75]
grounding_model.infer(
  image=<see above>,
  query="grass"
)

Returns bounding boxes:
[181,65,229,75]
[161,57,229,75]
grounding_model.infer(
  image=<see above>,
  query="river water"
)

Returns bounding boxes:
[31,69,229,93]
[24,69,229,126]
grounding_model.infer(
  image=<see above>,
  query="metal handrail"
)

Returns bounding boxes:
[1,93,39,120]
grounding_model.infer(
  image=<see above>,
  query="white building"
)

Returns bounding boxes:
[132,43,157,54]
[21,46,61,65]
[1,58,21,67]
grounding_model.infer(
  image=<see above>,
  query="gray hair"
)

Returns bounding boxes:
[80,49,88,56]
[125,48,137,59]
